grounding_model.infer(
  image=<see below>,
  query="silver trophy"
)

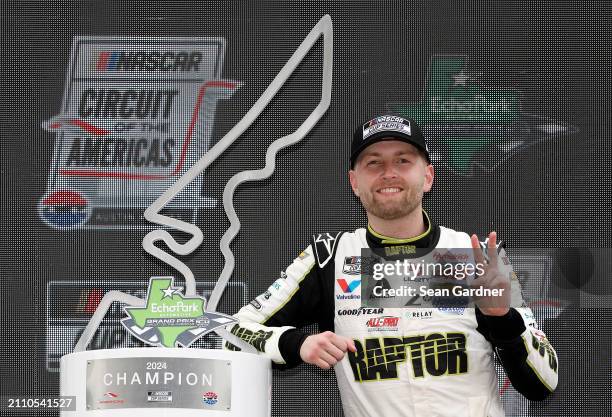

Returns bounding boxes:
[59,15,333,416]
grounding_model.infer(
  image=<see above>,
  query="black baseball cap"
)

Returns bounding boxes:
[350,115,430,168]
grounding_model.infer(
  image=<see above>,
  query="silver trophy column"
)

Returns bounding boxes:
[60,15,333,417]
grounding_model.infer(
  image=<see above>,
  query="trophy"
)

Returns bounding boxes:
[59,15,333,416]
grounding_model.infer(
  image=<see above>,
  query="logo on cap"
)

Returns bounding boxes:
[362,116,411,141]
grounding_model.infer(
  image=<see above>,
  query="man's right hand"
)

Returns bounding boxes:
[299,331,357,369]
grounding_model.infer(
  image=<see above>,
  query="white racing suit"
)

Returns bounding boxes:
[225,216,558,417]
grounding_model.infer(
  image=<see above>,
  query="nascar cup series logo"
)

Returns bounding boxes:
[362,116,411,141]
[39,37,240,229]
[388,55,578,175]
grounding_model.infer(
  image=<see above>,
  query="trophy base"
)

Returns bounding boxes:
[60,348,271,416]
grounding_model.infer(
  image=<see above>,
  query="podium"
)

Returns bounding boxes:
[60,348,271,416]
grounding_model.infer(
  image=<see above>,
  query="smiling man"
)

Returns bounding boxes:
[348,115,433,240]
[225,115,558,417]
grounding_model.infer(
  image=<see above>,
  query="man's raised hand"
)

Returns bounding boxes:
[470,231,511,316]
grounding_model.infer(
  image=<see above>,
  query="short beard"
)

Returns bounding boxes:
[359,185,423,220]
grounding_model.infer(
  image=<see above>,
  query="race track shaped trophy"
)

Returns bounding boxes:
[59,15,333,416]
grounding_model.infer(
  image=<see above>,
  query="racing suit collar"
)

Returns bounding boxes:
[366,210,440,249]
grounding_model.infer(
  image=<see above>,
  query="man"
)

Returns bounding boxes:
[225,115,558,417]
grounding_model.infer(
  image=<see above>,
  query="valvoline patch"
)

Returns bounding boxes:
[38,189,92,229]
[337,278,361,293]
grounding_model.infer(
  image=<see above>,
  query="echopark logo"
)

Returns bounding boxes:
[337,279,361,293]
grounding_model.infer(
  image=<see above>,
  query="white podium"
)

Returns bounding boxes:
[60,348,271,416]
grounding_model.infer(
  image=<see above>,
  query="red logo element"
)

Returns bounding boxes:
[99,392,124,405]
[202,391,218,405]
[337,278,361,293]
[366,316,400,328]
[48,118,111,136]
[96,51,111,70]
[82,289,104,314]
[41,190,88,206]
